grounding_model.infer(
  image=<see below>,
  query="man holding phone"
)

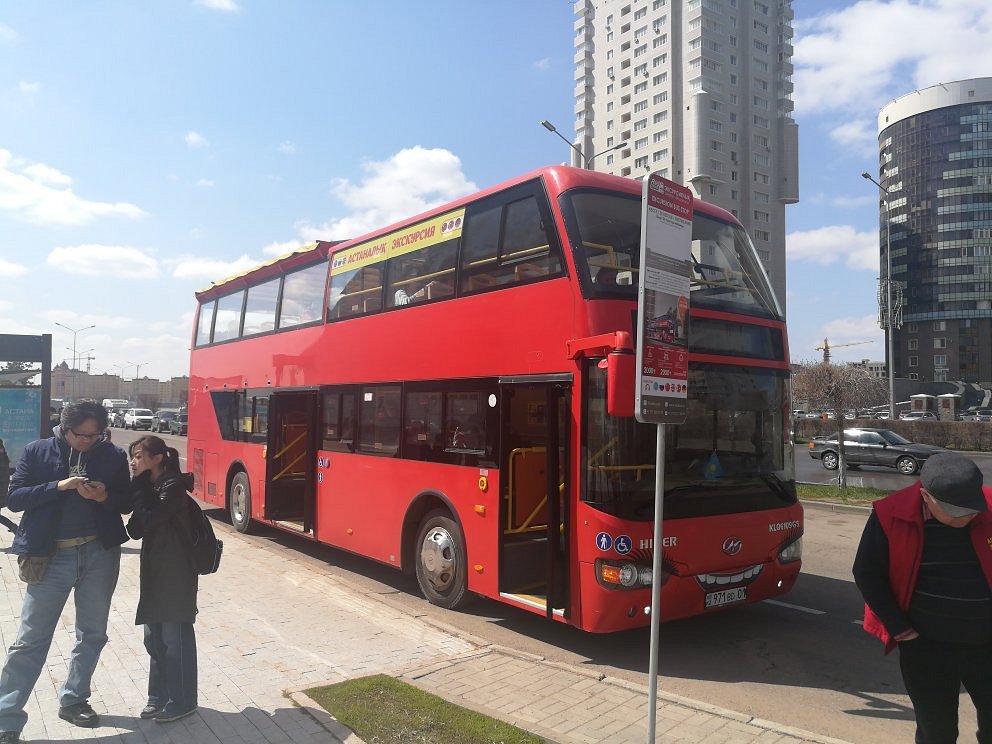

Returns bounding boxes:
[0,399,131,743]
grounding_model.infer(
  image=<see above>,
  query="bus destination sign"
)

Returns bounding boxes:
[635,173,693,425]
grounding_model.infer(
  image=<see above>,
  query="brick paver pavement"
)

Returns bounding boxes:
[0,513,849,744]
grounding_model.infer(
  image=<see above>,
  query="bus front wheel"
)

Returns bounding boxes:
[229,471,253,534]
[415,510,470,610]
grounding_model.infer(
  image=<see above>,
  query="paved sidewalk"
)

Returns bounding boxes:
[0,515,849,744]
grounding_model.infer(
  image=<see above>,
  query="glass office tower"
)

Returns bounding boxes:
[876,78,992,384]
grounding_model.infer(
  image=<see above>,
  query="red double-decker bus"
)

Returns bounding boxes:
[187,166,801,632]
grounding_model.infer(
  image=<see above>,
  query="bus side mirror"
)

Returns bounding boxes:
[604,350,635,418]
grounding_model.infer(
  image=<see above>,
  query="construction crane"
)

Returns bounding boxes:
[814,338,872,364]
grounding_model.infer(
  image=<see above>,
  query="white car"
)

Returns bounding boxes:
[123,408,154,430]
[899,411,938,422]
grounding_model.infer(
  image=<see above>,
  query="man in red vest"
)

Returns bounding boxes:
[854,451,992,743]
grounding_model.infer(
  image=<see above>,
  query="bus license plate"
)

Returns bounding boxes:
[704,587,748,609]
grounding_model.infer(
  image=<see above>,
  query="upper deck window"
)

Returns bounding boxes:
[459,195,563,293]
[279,262,326,328]
[242,277,280,337]
[213,290,246,343]
[194,300,215,347]
[559,189,781,318]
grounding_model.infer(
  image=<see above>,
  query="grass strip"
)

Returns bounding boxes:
[306,674,545,744]
[797,482,888,506]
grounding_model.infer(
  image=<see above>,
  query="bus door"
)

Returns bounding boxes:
[498,376,570,619]
[264,390,318,535]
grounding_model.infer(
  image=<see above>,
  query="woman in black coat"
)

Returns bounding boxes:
[126,435,198,723]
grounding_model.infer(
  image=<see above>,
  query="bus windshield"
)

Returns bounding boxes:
[560,189,781,318]
[584,361,795,522]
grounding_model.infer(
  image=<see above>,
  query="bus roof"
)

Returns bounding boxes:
[197,166,741,301]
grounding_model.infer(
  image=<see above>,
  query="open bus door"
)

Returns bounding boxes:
[498,376,570,619]
[264,390,318,535]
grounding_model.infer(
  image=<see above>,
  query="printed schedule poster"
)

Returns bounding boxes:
[635,173,693,425]
[0,387,42,466]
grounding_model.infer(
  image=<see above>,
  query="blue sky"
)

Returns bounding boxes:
[2,0,991,381]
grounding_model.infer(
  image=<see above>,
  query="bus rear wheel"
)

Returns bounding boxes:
[229,471,253,534]
[415,510,470,610]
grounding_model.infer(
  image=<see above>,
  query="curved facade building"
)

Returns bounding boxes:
[875,78,992,384]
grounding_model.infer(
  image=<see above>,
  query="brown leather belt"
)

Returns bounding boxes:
[54,535,98,549]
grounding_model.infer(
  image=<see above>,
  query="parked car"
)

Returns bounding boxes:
[169,410,188,436]
[899,410,939,421]
[151,409,178,433]
[977,409,992,422]
[123,408,154,430]
[808,427,946,475]
[111,410,126,427]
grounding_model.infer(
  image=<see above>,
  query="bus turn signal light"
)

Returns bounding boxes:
[474,505,486,515]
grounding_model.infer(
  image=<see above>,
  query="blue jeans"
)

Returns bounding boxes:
[0,541,121,733]
[144,622,197,711]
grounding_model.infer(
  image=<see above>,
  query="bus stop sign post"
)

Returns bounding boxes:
[635,173,693,743]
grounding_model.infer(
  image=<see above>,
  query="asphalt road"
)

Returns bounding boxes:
[108,426,986,743]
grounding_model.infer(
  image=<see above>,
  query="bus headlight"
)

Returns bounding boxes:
[596,559,654,590]
[777,536,802,564]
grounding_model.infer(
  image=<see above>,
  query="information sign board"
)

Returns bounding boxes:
[635,174,693,425]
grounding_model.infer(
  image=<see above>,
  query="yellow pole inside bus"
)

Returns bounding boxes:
[646,423,665,743]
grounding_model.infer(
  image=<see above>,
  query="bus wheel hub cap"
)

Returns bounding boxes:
[421,528,455,591]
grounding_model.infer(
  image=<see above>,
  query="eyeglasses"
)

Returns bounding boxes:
[69,429,105,441]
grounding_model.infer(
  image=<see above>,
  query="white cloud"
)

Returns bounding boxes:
[0,149,147,226]
[817,316,884,357]
[277,141,296,155]
[0,23,17,43]
[0,258,28,277]
[829,118,878,156]
[301,147,477,242]
[195,178,214,188]
[47,244,159,278]
[169,254,261,280]
[533,57,552,71]
[261,239,311,257]
[787,224,879,272]
[22,162,71,186]
[831,193,878,208]
[185,131,209,149]
[194,0,241,11]
[794,0,992,115]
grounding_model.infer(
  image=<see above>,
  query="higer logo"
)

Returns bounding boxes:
[722,537,743,556]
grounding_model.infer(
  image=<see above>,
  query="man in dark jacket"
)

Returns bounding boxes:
[0,400,131,743]
[853,451,992,744]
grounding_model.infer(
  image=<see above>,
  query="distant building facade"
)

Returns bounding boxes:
[875,78,992,385]
[571,0,799,307]
[850,359,887,379]
[51,362,189,409]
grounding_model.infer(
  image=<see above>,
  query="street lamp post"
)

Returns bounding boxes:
[54,322,95,371]
[862,172,897,421]
[54,321,95,402]
[540,120,626,168]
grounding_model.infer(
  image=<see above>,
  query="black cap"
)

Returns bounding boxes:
[920,452,986,517]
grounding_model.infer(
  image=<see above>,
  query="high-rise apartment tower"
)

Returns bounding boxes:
[572,0,799,307]
[874,78,992,384]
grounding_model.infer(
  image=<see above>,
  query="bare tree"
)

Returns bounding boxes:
[792,361,887,488]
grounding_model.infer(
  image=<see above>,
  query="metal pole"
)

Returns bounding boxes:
[886,210,895,420]
[646,424,665,743]
[861,173,896,420]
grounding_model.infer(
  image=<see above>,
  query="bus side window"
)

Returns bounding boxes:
[358,386,400,456]
[387,240,457,308]
[328,265,383,320]
[460,194,561,294]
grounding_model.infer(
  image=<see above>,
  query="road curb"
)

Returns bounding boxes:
[799,498,872,515]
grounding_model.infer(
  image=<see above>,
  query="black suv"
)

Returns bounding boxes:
[169,410,188,436]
